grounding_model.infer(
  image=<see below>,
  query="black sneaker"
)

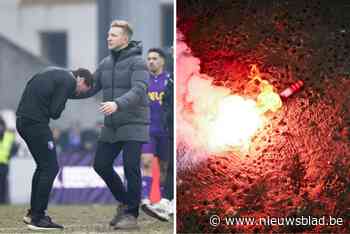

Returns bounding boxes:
[109,204,127,226]
[27,216,64,231]
[23,209,32,224]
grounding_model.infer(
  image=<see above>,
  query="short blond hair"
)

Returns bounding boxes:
[110,20,133,40]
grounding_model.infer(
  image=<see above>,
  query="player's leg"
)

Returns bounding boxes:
[142,135,171,221]
[114,141,142,229]
[93,141,131,227]
[140,141,153,206]
[157,135,170,186]
[93,141,126,203]
[17,120,63,230]
[141,139,155,178]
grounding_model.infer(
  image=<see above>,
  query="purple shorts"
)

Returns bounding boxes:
[142,135,170,161]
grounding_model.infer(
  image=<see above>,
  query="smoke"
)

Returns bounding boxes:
[176,30,279,171]
[176,30,233,169]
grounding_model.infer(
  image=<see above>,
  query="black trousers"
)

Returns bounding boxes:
[16,117,59,220]
[164,138,174,200]
[0,163,9,204]
[93,141,143,217]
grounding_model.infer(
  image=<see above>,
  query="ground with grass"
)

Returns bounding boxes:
[0,205,173,234]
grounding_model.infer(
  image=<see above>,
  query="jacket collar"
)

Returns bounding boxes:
[110,40,143,62]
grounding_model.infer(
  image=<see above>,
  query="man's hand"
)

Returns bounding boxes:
[99,102,118,115]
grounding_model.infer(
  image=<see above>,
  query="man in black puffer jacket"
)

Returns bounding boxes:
[73,20,150,229]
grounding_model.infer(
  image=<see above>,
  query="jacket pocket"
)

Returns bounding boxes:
[110,107,149,126]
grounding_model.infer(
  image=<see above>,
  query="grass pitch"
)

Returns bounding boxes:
[0,204,173,233]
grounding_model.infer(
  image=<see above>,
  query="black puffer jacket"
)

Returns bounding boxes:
[73,41,150,143]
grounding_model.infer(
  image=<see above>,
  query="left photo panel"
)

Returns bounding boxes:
[0,0,174,233]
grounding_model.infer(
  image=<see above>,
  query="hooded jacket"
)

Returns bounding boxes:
[73,41,150,143]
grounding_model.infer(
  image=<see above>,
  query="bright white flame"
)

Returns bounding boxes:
[208,95,263,152]
[176,31,280,159]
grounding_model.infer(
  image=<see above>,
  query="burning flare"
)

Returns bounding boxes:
[206,65,282,152]
[208,95,263,152]
[176,31,283,155]
[257,80,283,113]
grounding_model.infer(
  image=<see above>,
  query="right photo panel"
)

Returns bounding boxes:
[176,1,350,233]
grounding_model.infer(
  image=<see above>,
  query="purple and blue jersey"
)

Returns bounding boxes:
[148,72,170,136]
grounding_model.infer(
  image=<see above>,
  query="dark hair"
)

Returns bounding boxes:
[148,48,166,60]
[72,68,94,87]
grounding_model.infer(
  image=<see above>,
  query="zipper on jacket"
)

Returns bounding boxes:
[108,60,116,126]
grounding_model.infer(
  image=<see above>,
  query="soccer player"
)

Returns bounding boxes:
[141,48,173,221]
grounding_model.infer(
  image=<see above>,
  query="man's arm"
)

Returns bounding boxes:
[114,58,149,111]
[49,78,71,120]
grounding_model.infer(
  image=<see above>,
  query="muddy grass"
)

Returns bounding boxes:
[0,205,173,234]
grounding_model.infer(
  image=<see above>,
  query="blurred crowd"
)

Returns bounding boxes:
[0,112,101,204]
[52,122,102,155]
[0,111,103,158]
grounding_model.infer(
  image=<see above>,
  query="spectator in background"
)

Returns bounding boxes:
[56,124,82,154]
[51,127,62,155]
[0,116,18,204]
[81,121,102,153]
[67,123,82,152]
[141,48,172,220]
